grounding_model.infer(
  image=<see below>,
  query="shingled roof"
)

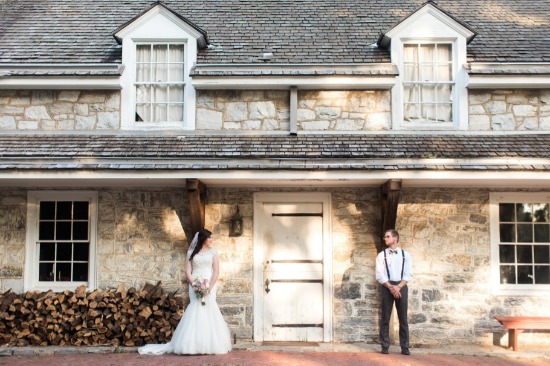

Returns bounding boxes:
[0,0,548,65]
[1,134,549,171]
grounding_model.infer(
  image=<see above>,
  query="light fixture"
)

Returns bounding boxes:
[229,206,243,237]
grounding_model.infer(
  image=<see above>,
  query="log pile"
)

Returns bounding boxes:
[0,282,184,347]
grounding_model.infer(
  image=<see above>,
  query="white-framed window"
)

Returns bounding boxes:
[135,43,185,124]
[385,3,472,130]
[116,3,201,130]
[403,42,453,124]
[490,192,550,295]
[25,191,97,291]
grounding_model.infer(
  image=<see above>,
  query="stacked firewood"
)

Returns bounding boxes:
[0,282,184,347]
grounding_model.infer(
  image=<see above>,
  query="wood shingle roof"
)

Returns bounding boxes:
[0,0,548,65]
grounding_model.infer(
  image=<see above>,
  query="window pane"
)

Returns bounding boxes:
[56,243,72,261]
[420,64,434,83]
[516,245,533,263]
[136,85,151,104]
[499,245,515,263]
[136,103,150,122]
[168,105,184,122]
[40,201,56,220]
[136,44,151,63]
[152,45,168,82]
[73,202,89,220]
[153,103,167,122]
[73,243,89,261]
[56,263,72,282]
[56,202,72,220]
[154,85,168,103]
[534,224,550,243]
[73,222,88,240]
[516,203,533,222]
[169,44,184,62]
[533,204,549,222]
[499,224,515,243]
[169,86,184,103]
[534,245,550,264]
[517,265,533,284]
[419,44,434,63]
[39,262,54,281]
[39,243,55,261]
[500,265,516,284]
[534,266,550,284]
[136,61,151,83]
[403,64,417,82]
[421,85,436,103]
[499,203,515,222]
[39,222,55,240]
[56,222,72,240]
[73,263,89,282]
[517,224,533,242]
[436,64,452,82]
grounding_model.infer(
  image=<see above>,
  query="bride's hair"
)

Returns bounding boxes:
[189,228,212,261]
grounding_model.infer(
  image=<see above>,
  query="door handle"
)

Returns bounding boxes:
[264,278,271,294]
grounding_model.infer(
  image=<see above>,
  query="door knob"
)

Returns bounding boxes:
[264,279,271,294]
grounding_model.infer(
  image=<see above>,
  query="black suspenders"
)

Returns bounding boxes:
[383,249,405,281]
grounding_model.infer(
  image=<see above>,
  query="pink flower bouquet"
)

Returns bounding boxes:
[192,277,210,305]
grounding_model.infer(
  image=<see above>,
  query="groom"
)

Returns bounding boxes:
[375,229,413,355]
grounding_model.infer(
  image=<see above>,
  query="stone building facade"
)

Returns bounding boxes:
[2,184,549,345]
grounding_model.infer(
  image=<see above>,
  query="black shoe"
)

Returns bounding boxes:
[381,348,389,354]
[401,348,410,355]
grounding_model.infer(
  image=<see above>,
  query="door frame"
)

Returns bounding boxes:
[253,192,333,342]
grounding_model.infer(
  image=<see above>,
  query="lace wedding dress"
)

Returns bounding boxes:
[138,248,232,355]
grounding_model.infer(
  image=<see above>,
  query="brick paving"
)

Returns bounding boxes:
[2,349,550,366]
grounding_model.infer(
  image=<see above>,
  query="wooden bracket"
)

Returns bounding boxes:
[186,178,206,240]
[379,179,402,252]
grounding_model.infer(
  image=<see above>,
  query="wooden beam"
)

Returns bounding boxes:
[186,178,206,240]
[289,86,298,135]
[379,179,402,253]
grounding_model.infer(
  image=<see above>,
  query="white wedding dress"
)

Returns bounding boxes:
[138,248,232,355]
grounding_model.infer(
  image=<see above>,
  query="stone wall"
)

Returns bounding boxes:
[398,188,550,346]
[196,90,391,131]
[0,189,26,293]
[96,189,190,290]
[469,89,550,131]
[2,186,549,346]
[0,90,120,130]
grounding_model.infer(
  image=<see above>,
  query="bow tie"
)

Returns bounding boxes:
[389,249,398,254]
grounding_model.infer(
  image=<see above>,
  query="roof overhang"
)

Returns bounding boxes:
[467,63,550,89]
[191,64,398,90]
[1,165,549,189]
[0,64,122,89]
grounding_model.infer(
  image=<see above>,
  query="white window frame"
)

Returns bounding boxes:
[386,4,471,130]
[24,191,98,291]
[402,41,455,125]
[134,42,187,124]
[490,192,550,296]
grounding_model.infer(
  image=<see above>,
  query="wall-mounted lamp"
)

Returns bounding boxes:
[229,206,243,237]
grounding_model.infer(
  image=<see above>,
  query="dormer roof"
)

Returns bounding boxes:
[377,1,477,48]
[112,1,209,48]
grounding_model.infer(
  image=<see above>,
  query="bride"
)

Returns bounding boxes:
[139,229,232,355]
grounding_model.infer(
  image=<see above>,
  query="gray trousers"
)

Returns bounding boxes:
[379,281,409,349]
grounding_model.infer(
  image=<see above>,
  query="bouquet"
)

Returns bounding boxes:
[192,277,210,305]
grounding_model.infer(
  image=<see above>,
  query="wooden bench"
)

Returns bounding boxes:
[495,316,550,352]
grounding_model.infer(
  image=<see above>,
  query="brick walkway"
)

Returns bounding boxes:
[2,349,550,366]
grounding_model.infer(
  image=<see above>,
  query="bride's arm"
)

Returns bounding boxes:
[208,251,220,294]
[185,255,194,284]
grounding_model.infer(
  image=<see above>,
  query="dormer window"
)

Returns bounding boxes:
[378,2,476,130]
[114,2,208,130]
[135,43,185,123]
[403,43,453,124]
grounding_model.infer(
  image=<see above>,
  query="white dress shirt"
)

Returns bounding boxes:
[375,247,413,284]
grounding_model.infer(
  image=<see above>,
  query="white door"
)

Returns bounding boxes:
[254,193,332,342]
